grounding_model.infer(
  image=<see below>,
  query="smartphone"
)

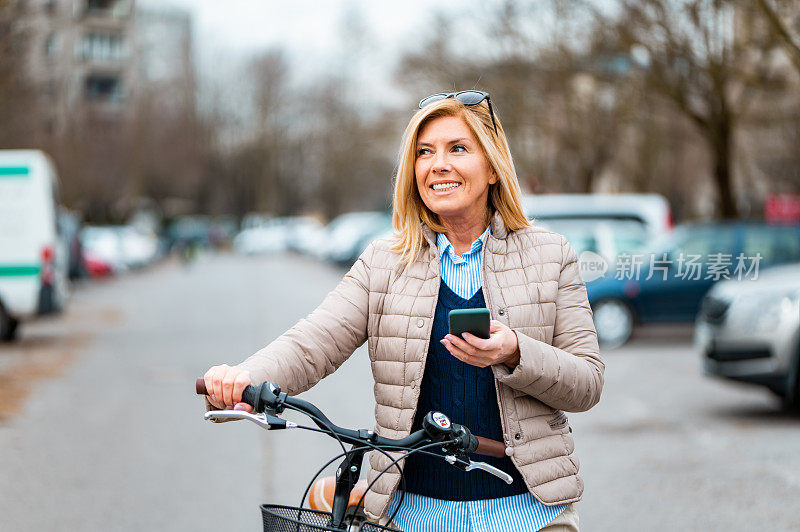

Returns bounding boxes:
[448,308,491,340]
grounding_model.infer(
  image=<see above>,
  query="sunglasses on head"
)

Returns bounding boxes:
[418,90,498,135]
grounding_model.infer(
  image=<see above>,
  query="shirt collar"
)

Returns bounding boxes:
[422,211,508,250]
[436,226,491,263]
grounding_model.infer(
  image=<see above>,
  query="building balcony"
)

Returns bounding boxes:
[79,31,129,68]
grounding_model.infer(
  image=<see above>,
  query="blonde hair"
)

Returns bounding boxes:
[391,97,530,264]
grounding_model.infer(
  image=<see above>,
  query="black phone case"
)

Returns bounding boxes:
[448,308,491,339]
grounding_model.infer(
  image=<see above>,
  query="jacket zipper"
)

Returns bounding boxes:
[480,232,513,453]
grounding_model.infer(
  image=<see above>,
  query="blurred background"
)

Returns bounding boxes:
[1,0,799,530]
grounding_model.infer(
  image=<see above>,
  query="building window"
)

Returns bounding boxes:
[85,75,123,102]
[82,32,124,62]
[86,0,114,11]
[84,0,130,17]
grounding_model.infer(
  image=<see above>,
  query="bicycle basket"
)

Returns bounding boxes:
[261,505,399,532]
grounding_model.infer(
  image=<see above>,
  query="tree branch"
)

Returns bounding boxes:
[754,0,800,74]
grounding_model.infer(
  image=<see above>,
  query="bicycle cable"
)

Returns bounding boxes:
[354,441,451,527]
[293,442,372,515]
[292,421,411,526]
[288,408,406,518]
[286,405,349,456]
[291,422,447,529]
[269,404,350,526]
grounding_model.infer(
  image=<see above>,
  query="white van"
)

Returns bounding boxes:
[0,150,69,340]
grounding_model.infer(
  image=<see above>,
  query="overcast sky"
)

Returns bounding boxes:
[138,0,466,97]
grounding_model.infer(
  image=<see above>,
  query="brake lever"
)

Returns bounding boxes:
[444,455,513,485]
[204,410,297,430]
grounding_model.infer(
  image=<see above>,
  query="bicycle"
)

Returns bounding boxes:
[196,379,514,531]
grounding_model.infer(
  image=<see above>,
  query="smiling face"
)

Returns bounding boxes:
[414,115,497,226]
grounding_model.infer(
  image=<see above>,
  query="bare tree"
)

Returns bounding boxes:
[249,50,293,215]
[300,78,394,220]
[395,2,633,195]
[592,0,790,218]
[754,0,800,74]
[0,0,42,148]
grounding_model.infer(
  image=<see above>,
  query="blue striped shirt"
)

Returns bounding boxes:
[436,227,491,299]
[392,227,568,531]
[389,491,567,532]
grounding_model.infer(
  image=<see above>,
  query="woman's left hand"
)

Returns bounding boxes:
[441,320,521,369]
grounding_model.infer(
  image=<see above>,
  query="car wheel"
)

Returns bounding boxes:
[593,299,634,349]
[0,306,19,342]
[782,346,800,412]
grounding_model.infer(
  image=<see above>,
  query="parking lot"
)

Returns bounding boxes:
[0,253,797,531]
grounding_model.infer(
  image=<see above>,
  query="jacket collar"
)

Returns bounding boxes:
[421,210,508,250]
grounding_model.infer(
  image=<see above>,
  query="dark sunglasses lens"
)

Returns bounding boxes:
[456,91,488,105]
[419,93,448,108]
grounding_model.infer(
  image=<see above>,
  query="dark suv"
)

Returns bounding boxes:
[586,222,800,348]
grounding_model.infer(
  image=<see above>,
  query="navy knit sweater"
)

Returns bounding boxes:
[402,280,528,500]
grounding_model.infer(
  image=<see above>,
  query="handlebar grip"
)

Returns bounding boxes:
[240,385,257,407]
[474,436,507,458]
[195,378,257,408]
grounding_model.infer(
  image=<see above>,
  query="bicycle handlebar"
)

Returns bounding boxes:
[196,378,507,459]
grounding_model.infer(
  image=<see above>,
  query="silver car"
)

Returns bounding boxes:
[696,263,800,409]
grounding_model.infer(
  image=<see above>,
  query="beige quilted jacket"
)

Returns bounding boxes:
[236,211,604,520]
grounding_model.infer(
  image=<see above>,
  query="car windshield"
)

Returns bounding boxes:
[641,225,741,262]
[642,226,690,254]
[535,217,649,256]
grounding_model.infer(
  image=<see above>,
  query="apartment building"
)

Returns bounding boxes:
[20,0,137,136]
[20,0,194,137]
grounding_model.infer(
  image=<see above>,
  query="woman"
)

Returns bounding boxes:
[204,91,604,531]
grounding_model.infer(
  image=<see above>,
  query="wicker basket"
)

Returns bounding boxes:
[260,504,400,532]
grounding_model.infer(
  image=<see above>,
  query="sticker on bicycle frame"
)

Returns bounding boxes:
[433,412,451,429]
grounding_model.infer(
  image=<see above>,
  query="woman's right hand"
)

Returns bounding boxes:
[203,364,253,412]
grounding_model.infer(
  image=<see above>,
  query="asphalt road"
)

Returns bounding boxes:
[0,252,797,531]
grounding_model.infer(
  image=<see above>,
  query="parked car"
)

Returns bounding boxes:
[285,217,327,256]
[80,225,159,273]
[322,212,392,265]
[58,208,86,280]
[81,226,126,273]
[536,217,651,265]
[524,193,673,262]
[0,150,70,341]
[587,222,800,348]
[82,250,113,278]
[696,262,800,409]
[233,217,294,255]
[117,226,160,268]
